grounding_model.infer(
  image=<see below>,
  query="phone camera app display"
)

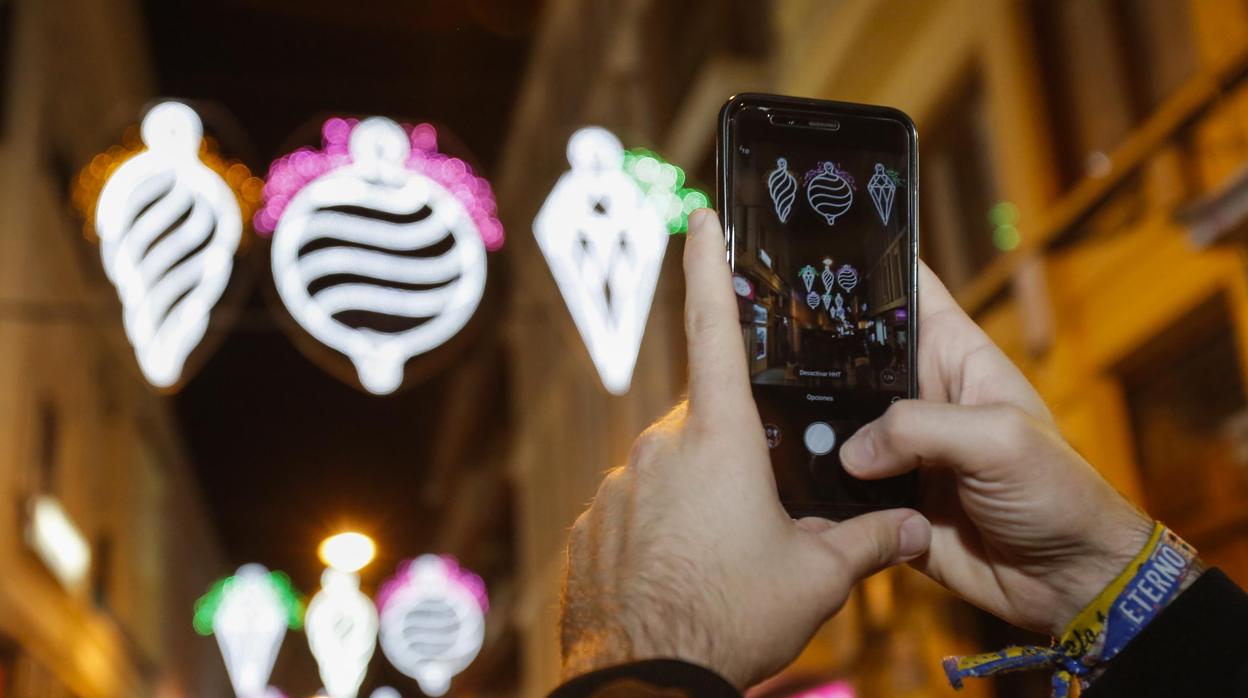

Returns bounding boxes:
[729,114,914,516]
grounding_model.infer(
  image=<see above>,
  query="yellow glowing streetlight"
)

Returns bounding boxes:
[318,532,376,573]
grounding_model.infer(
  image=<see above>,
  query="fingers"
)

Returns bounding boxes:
[840,399,1039,480]
[808,508,931,583]
[683,209,753,428]
[917,260,965,326]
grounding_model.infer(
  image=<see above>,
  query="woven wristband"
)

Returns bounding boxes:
[941,522,1201,698]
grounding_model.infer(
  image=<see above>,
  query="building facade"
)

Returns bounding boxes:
[0,1,230,696]
[499,1,1248,695]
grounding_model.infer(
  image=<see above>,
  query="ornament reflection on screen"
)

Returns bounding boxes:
[836,264,859,293]
[88,102,249,389]
[261,116,502,394]
[799,264,819,309]
[805,161,854,225]
[534,127,682,395]
[306,569,378,698]
[820,258,835,311]
[867,163,898,226]
[194,564,304,698]
[766,157,797,223]
[377,555,488,697]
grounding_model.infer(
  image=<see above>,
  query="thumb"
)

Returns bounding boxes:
[804,509,931,584]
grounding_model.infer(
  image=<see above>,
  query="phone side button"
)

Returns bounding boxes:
[803,421,836,456]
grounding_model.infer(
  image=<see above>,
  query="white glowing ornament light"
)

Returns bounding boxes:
[534,127,672,395]
[377,555,488,697]
[805,161,854,225]
[194,564,304,698]
[306,568,379,698]
[766,157,797,223]
[262,117,502,395]
[94,102,243,388]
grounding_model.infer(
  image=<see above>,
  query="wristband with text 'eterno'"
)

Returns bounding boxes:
[940,522,1201,698]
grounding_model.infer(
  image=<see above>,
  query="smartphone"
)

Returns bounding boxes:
[716,93,918,520]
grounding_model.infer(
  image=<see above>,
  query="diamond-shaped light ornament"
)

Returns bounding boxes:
[194,564,304,698]
[867,163,898,226]
[534,127,706,395]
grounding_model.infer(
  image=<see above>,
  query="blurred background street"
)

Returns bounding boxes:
[1,1,1247,696]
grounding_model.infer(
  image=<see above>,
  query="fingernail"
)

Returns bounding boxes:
[688,208,711,233]
[899,514,931,560]
[840,427,875,474]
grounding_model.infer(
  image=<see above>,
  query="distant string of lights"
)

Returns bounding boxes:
[196,533,488,698]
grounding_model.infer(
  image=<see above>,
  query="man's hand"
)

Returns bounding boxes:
[559,210,931,688]
[840,263,1155,636]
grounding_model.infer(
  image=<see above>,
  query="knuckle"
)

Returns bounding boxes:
[990,404,1036,450]
[878,401,915,449]
[628,428,667,469]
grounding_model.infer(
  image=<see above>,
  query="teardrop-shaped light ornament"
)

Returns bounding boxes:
[89,102,248,389]
[261,117,503,394]
[766,157,797,223]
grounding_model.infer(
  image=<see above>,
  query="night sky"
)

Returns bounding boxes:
[141,0,541,591]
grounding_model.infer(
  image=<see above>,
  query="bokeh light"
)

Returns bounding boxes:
[318,532,376,573]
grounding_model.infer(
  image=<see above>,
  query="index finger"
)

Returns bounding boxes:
[682,209,754,427]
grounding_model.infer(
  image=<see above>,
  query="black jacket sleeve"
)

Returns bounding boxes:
[548,659,740,698]
[549,569,1248,698]
[1084,568,1248,697]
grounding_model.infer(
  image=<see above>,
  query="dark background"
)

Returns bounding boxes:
[141,0,541,624]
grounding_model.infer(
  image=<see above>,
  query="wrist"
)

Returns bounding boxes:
[561,617,733,687]
[1048,508,1156,635]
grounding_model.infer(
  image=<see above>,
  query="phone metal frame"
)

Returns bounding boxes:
[716,92,920,517]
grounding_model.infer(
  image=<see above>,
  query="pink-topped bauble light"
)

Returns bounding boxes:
[256,117,504,250]
[260,116,504,394]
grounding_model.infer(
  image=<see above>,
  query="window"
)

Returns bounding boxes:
[1030,0,1198,186]
[36,400,59,493]
[1121,297,1248,587]
[920,75,1003,293]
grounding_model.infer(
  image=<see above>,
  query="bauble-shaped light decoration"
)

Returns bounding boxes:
[377,555,488,697]
[259,116,503,395]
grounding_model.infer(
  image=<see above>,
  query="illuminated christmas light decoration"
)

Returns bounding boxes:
[620,146,709,234]
[766,158,797,223]
[377,555,488,697]
[536,127,694,395]
[74,101,261,389]
[262,116,502,395]
[194,564,304,698]
[867,163,899,226]
[318,532,376,574]
[836,264,859,294]
[369,689,401,698]
[799,264,819,309]
[820,258,835,311]
[805,161,854,225]
[792,681,856,698]
[306,568,379,698]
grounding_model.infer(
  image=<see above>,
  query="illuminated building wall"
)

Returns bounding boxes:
[0,0,230,696]
[498,1,1248,696]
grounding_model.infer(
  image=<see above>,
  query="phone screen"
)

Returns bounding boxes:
[721,98,917,518]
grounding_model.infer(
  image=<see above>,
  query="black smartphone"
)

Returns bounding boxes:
[717,93,918,520]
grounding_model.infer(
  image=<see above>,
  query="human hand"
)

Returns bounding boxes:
[840,263,1155,636]
[558,210,932,688]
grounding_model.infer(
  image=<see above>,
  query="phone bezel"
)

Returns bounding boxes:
[716,92,920,518]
